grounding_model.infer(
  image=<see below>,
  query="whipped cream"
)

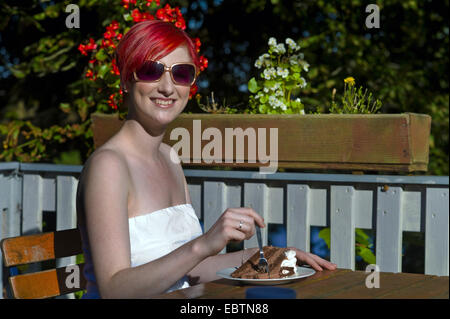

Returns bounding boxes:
[280,249,298,275]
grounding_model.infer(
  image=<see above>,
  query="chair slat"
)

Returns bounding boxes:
[1,228,82,267]
[9,263,86,299]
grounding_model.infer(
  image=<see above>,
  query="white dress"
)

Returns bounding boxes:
[81,203,203,298]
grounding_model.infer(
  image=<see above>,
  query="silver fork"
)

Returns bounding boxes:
[255,225,270,276]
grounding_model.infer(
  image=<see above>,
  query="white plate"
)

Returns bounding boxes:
[216,266,316,285]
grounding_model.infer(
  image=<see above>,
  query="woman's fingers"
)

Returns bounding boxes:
[202,207,266,256]
[225,207,266,228]
[291,248,337,272]
[223,207,266,240]
[222,212,255,240]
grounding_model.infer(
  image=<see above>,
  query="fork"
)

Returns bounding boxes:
[255,225,270,276]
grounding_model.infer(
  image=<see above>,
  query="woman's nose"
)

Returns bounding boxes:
[157,71,175,96]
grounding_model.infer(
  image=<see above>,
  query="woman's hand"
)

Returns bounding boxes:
[199,207,265,257]
[287,247,337,272]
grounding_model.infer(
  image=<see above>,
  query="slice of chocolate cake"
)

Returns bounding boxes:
[231,246,298,279]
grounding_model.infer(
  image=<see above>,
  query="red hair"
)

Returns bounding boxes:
[115,20,199,88]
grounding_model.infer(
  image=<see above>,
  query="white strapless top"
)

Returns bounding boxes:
[81,203,203,298]
[128,203,203,291]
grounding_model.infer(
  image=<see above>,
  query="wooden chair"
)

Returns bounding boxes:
[1,228,86,299]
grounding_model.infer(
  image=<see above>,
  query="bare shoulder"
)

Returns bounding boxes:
[76,146,131,225]
[79,146,131,194]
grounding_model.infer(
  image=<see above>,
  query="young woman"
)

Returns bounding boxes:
[76,20,336,299]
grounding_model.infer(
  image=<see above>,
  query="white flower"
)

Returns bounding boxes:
[295,97,301,103]
[268,37,277,47]
[268,95,277,107]
[302,62,310,72]
[300,109,305,114]
[268,95,287,110]
[263,87,269,93]
[262,67,277,80]
[285,38,298,50]
[276,67,289,78]
[270,82,281,91]
[273,43,286,54]
[298,77,307,88]
[275,89,284,97]
[255,53,272,69]
[289,55,299,65]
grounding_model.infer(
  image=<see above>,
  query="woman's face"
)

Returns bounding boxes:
[127,45,193,127]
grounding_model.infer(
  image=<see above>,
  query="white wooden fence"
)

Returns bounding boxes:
[1,162,449,298]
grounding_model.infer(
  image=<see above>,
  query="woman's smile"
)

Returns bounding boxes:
[150,97,176,108]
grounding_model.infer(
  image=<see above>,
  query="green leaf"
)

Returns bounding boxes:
[44,4,60,18]
[97,64,110,79]
[123,13,132,21]
[318,227,331,248]
[95,49,108,62]
[248,77,260,93]
[59,103,72,113]
[357,247,376,265]
[10,67,26,79]
[355,228,370,244]
[34,12,46,20]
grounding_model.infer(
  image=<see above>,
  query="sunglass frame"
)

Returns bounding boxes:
[133,60,198,86]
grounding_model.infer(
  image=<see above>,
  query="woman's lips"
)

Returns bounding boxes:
[151,98,175,108]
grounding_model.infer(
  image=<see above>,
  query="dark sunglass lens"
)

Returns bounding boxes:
[172,64,196,85]
[135,61,164,81]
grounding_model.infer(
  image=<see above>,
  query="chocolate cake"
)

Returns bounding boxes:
[231,246,298,279]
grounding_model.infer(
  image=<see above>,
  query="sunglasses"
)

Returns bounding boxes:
[133,61,197,86]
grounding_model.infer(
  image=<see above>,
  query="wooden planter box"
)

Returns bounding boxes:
[91,113,431,172]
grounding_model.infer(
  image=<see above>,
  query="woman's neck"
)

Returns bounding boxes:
[120,118,166,163]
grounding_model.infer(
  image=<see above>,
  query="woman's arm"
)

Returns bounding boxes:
[187,246,337,285]
[187,247,259,285]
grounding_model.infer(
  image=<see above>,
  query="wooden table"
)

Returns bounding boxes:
[153,269,449,299]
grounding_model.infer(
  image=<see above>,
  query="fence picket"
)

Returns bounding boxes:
[425,188,449,276]
[203,181,228,254]
[244,183,268,249]
[187,183,202,220]
[376,186,403,273]
[22,175,44,235]
[330,186,356,270]
[287,184,310,252]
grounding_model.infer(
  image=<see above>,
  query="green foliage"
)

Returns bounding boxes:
[247,37,308,114]
[318,228,376,267]
[328,77,382,114]
[195,92,239,114]
[0,0,205,164]
[0,0,448,175]
[74,254,86,299]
